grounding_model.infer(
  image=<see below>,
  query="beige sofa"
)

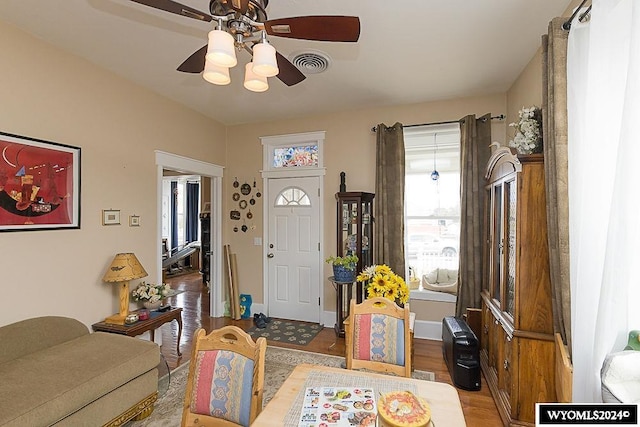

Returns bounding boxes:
[0,316,160,427]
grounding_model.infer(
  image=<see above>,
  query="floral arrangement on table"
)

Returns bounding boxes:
[356,264,410,306]
[131,281,171,303]
[508,106,543,155]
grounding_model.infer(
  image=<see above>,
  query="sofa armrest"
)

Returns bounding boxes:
[0,316,89,364]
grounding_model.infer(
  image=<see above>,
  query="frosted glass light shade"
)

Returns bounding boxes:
[203,59,230,85]
[244,63,269,92]
[205,29,237,68]
[252,42,279,77]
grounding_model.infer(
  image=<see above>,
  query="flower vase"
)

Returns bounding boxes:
[143,300,162,310]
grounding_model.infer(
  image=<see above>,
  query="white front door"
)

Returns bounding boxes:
[267,177,321,322]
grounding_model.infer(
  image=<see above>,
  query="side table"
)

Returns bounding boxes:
[92,307,183,356]
[327,276,355,338]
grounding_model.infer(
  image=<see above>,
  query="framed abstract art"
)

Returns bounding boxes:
[0,131,81,231]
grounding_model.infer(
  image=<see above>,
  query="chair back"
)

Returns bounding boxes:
[345,297,412,378]
[181,326,266,427]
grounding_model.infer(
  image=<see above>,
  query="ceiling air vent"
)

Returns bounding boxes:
[289,50,331,74]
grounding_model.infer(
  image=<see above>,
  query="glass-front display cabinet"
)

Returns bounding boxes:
[336,192,374,302]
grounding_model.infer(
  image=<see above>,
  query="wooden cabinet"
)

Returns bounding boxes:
[480,148,556,426]
[336,192,374,303]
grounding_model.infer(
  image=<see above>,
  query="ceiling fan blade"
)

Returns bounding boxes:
[177,45,207,73]
[265,16,360,42]
[275,51,306,86]
[219,0,250,15]
[130,0,212,22]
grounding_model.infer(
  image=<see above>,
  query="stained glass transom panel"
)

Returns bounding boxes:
[275,187,311,206]
[273,144,318,168]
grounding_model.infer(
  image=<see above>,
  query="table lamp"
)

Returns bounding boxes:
[103,252,148,325]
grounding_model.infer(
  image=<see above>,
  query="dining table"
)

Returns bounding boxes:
[252,363,467,426]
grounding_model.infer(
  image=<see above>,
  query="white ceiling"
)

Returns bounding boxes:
[0,0,572,126]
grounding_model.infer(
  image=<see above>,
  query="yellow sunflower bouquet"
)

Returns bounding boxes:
[356,264,410,306]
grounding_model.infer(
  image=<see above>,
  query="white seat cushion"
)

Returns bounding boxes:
[601,350,640,403]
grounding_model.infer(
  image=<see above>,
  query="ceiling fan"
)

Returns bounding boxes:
[130,0,361,90]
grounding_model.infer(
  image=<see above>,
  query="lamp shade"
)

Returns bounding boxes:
[252,42,279,77]
[244,62,269,93]
[103,253,148,283]
[203,59,231,85]
[205,29,237,68]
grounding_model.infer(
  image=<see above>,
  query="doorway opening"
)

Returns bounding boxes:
[155,151,223,317]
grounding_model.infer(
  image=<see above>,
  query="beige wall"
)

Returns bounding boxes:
[5,2,582,328]
[226,95,507,322]
[0,21,226,327]
[506,0,584,133]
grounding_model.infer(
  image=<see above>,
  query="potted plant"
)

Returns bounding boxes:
[325,254,358,282]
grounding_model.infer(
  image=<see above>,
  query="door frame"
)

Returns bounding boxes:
[260,131,326,322]
[155,151,224,317]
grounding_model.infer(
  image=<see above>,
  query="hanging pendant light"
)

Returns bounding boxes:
[203,58,230,85]
[431,133,440,181]
[244,62,269,92]
[252,32,279,77]
[205,22,237,68]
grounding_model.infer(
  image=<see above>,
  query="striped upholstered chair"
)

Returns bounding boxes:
[345,297,412,378]
[181,326,266,427]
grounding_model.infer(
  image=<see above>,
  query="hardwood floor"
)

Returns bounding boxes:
[159,272,502,427]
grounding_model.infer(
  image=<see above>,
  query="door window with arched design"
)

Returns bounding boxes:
[275,187,311,206]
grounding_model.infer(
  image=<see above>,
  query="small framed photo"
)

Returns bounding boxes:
[102,209,120,225]
[129,215,140,227]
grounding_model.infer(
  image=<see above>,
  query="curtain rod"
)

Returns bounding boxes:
[563,0,591,31]
[371,114,505,132]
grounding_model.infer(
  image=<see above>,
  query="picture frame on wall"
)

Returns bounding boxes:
[102,209,120,225]
[0,131,81,232]
[129,215,140,227]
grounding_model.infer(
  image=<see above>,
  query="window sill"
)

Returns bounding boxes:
[410,289,457,303]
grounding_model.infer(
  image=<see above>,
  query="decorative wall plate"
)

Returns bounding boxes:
[249,198,256,205]
[232,192,240,201]
[239,200,248,209]
[246,210,253,219]
[256,191,262,198]
[241,224,248,232]
[233,177,239,188]
[241,183,251,195]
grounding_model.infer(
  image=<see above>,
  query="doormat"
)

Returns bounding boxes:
[247,319,323,346]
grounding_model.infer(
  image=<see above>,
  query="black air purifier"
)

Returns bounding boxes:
[442,316,481,391]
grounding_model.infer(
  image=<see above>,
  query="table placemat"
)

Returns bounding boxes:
[284,369,418,426]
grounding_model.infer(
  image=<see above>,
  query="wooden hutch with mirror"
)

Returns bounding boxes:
[481,147,555,426]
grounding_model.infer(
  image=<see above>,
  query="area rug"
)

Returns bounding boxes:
[246,319,323,346]
[127,346,434,427]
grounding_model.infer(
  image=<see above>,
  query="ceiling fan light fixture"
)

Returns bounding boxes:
[203,59,231,85]
[205,29,237,68]
[244,63,269,92]
[252,41,279,77]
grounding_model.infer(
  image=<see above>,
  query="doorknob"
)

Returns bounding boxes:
[267,253,274,258]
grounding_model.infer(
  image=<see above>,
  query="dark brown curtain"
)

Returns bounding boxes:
[455,114,492,317]
[542,17,572,356]
[374,123,405,276]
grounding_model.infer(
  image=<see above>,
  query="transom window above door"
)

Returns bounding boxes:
[275,187,311,206]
